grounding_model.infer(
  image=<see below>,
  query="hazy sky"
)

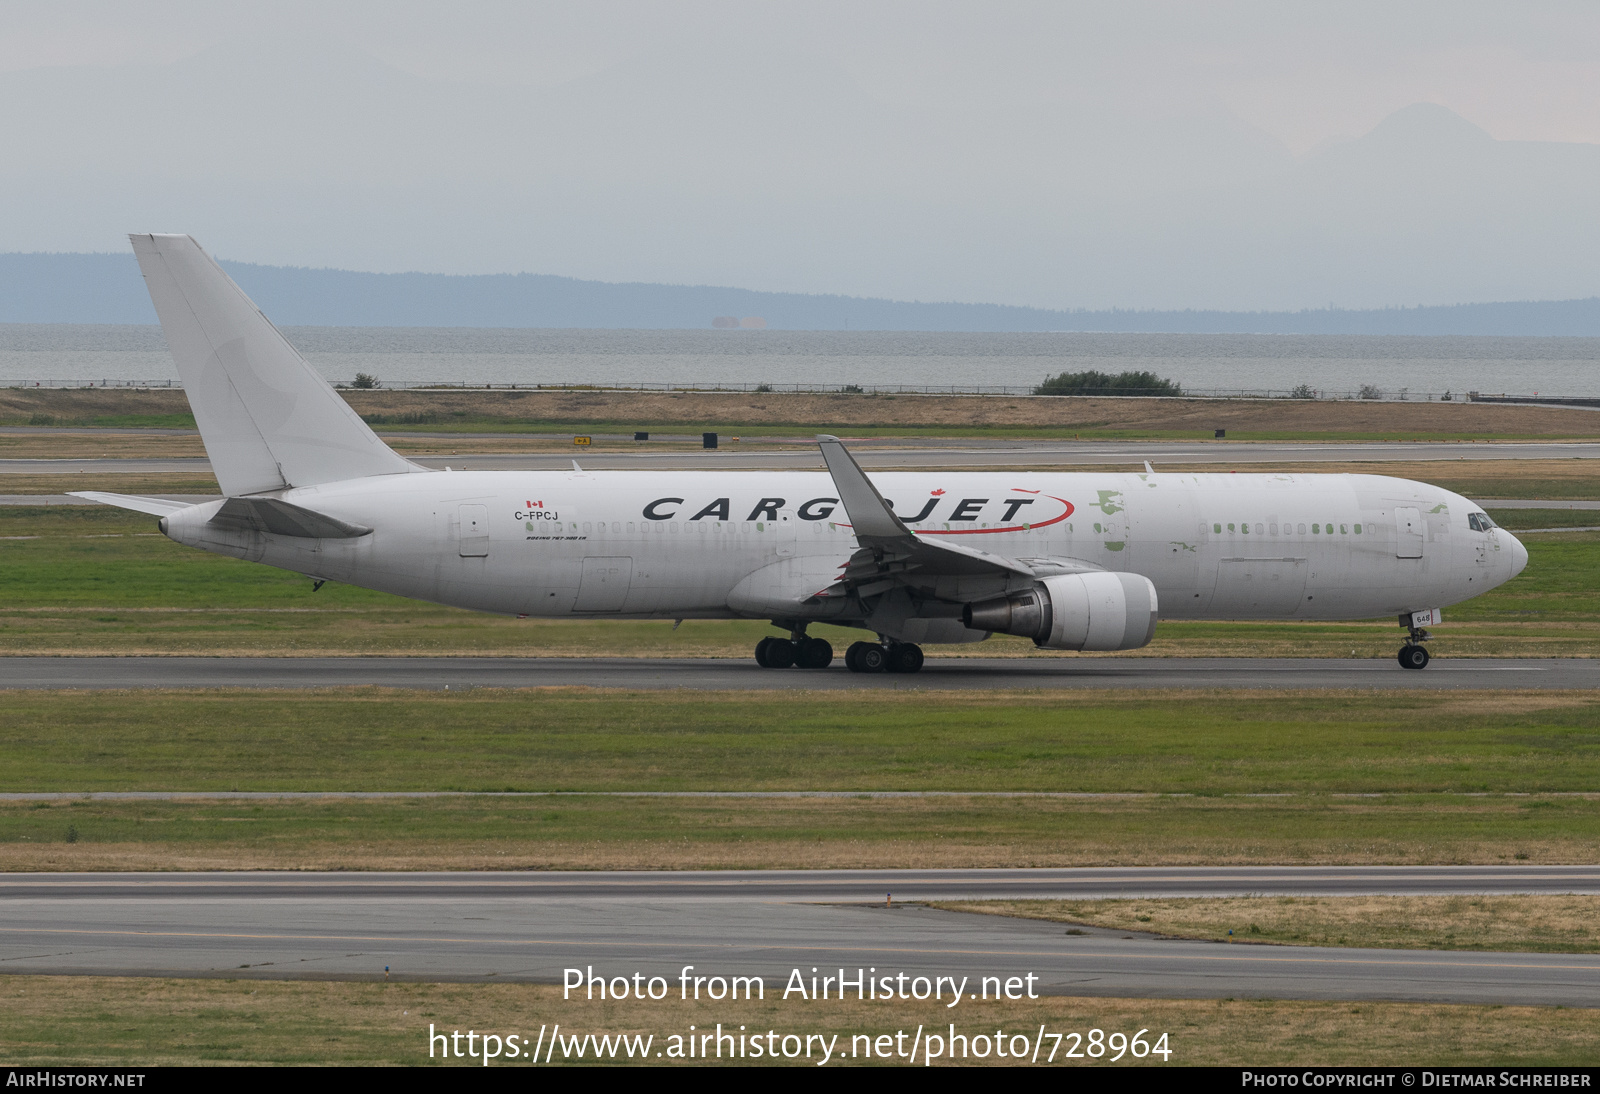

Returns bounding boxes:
[3,2,1599,310]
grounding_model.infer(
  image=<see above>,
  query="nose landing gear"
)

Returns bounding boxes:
[1397,611,1434,670]
[1397,644,1430,670]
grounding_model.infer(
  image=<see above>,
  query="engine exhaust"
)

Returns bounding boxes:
[962,589,1051,643]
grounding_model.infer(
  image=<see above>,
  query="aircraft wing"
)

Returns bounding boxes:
[814,434,1038,598]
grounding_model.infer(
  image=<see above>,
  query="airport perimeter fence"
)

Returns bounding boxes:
[10,377,1589,405]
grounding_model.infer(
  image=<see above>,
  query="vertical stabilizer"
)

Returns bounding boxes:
[129,234,415,495]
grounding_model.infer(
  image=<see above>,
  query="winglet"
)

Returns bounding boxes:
[816,435,909,541]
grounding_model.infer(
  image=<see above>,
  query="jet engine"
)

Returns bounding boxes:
[962,571,1159,651]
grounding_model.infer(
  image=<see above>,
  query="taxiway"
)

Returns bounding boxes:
[1,655,1593,691]
[7,439,1600,478]
[2,870,1595,1005]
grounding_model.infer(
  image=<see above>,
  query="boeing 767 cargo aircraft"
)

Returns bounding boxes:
[72,235,1527,673]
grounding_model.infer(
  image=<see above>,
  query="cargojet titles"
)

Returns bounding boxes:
[640,489,1074,533]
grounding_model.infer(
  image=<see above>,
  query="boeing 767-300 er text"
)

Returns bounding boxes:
[72,235,1528,672]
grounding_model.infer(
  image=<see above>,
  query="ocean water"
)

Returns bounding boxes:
[2,325,1598,398]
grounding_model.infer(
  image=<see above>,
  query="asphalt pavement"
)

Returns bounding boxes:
[3,870,1596,1005]
[1,655,1591,691]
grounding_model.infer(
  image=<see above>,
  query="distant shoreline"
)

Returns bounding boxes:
[5,253,1600,336]
[4,325,1597,396]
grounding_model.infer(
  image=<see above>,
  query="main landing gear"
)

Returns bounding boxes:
[754,634,833,670]
[753,630,925,673]
[1398,615,1433,670]
[845,640,924,675]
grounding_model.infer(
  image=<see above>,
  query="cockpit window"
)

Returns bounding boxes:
[1468,512,1495,532]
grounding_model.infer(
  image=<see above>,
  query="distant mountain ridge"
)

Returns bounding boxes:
[3,251,1599,336]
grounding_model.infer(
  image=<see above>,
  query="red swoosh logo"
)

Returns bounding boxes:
[838,494,1076,536]
[919,494,1074,536]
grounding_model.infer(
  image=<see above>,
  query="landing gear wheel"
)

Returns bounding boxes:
[754,636,775,667]
[764,638,797,668]
[794,637,834,669]
[886,644,924,674]
[1398,644,1430,670]
[845,641,887,673]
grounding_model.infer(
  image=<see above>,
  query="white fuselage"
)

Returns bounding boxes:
[161,468,1527,633]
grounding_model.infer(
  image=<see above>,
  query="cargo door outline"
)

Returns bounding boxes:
[1130,484,1198,613]
[774,509,798,558]
[1395,507,1424,559]
[458,503,489,557]
[575,556,634,611]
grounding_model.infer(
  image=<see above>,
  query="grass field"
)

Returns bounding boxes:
[4,977,1595,1067]
[3,688,1597,870]
[941,895,1600,953]
[8,688,1600,794]
[6,792,1596,871]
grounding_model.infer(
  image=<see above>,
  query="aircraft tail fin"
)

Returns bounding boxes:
[128,234,416,496]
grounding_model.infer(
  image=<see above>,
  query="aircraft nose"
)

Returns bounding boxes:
[1508,533,1528,579]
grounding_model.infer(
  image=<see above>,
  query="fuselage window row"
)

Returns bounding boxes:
[1212,521,1370,535]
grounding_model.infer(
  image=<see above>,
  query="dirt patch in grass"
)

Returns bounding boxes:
[0,473,219,494]
[0,389,194,422]
[940,895,1600,954]
[7,386,1600,438]
[0,432,206,459]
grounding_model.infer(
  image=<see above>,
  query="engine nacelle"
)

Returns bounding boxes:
[962,571,1159,651]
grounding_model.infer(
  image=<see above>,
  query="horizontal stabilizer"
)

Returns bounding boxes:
[66,491,193,517]
[208,497,372,539]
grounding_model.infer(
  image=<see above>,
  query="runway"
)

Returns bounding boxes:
[13,867,1600,901]
[7,439,1600,477]
[1,655,1593,690]
[3,870,1596,1005]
